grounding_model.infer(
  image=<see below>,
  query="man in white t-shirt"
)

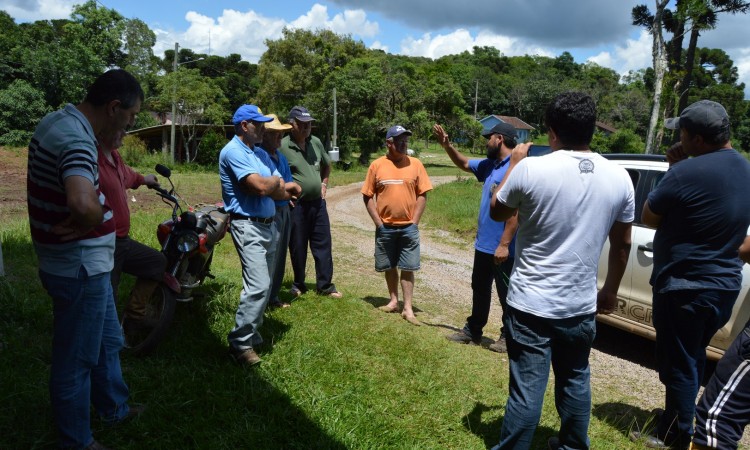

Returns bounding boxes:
[488,91,635,450]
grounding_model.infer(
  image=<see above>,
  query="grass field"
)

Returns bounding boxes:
[0,144,665,449]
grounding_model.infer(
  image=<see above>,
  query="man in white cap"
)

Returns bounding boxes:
[633,100,750,449]
[362,125,432,325]
[220,104,287,366]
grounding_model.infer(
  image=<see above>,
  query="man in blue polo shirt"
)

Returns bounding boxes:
[433,122,518,352]
[219,104,287,366]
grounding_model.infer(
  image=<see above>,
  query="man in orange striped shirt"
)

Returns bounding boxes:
[362,125,433,325]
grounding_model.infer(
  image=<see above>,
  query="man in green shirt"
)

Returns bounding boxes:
[279,106,342,298]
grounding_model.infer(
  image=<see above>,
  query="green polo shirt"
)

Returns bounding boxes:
[279,134,331,201]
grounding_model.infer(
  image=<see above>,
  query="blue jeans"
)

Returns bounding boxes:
[652,289,738,449]
[228,218,275,350]
[39,267,130,449]
[493,307,596,450]
[463,251,514,340]
[269,205,292,303]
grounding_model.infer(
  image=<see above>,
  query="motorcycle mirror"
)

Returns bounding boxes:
[155,164,171,178]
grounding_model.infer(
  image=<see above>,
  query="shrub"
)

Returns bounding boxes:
[194,129,228,167]
[119,134,149,166]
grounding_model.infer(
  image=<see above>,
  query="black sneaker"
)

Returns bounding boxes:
[446,331,480,345]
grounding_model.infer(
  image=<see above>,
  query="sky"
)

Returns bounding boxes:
[3,0,750,98]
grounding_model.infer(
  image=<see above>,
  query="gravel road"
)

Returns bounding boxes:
[324,177,748,449]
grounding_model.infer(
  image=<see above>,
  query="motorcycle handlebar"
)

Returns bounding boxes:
[149,185,178,204]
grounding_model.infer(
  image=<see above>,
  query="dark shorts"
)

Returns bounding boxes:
[374,223,420,271]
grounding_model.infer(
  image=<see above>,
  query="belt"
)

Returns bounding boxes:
[230,213,274,224]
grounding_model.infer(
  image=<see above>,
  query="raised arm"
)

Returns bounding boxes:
[433,124,471,172]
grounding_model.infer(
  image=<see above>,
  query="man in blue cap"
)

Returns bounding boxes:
[220,104,287,366]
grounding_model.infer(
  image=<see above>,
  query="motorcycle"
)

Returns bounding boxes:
[123,164,230,356]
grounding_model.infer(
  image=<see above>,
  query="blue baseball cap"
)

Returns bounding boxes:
[386,125,412,140]
[232,104,273,125]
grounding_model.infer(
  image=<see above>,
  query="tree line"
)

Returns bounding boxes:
[1,1,749,161]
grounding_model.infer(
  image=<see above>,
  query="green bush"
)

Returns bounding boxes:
[194,129,228,167]
[119,134,149,166]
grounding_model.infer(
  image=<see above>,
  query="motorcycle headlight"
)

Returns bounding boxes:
[176,232,199,253]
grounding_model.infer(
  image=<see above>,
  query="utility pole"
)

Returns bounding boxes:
[169,42,178,164]
[473,79,479,119]
[332,87,337,148]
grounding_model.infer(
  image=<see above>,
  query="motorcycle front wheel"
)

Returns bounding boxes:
[122,283,176,356]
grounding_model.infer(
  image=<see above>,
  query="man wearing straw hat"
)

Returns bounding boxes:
[256,113,301,309]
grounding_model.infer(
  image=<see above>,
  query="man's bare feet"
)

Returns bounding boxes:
[401,312,421,326]
[378,303,400,313]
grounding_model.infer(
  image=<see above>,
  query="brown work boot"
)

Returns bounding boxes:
[125,278,159,318]
[229,346,261,366]
[488,335,507,353]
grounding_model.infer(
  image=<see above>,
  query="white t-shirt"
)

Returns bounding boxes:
[497,151,635,318]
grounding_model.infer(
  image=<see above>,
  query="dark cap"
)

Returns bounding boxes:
[482,122,517,139]
[664,100,730,137]
[288,105,315,122]
[232,104,272,125]
[386,125,412,140]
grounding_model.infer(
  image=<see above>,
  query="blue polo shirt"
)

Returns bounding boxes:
[256,145,294,207]
[469,155,516,257]
[219,136,280,218]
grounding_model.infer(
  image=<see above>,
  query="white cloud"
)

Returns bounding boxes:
[589,30,651,77]
[1,0,75,21]
[289,3,378,37]
[369,41,389,53]
[399,29,552,60]
[151,4,379,63]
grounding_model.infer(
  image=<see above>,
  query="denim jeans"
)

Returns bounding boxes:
[269,205,292,303]
[493,307,596,450]
[652,288,738,449]
[228,218,275,350]
[463,251,514,340]
[374,224,420,271]
[39,267,130,449]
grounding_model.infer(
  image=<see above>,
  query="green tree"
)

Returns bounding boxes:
[156,68,228,162]
[0,79,50,146]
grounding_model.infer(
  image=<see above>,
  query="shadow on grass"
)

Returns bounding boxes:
[0,238,348,449]
[592,402,660,442]
[462,402,559,449]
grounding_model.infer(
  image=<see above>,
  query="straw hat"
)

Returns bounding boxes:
[263,113,292,132]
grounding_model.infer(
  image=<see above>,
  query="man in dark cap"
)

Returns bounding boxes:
[633,100,750,449]
[279,106,342,298]
[362,125,432,325]
[433,122,518,352]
